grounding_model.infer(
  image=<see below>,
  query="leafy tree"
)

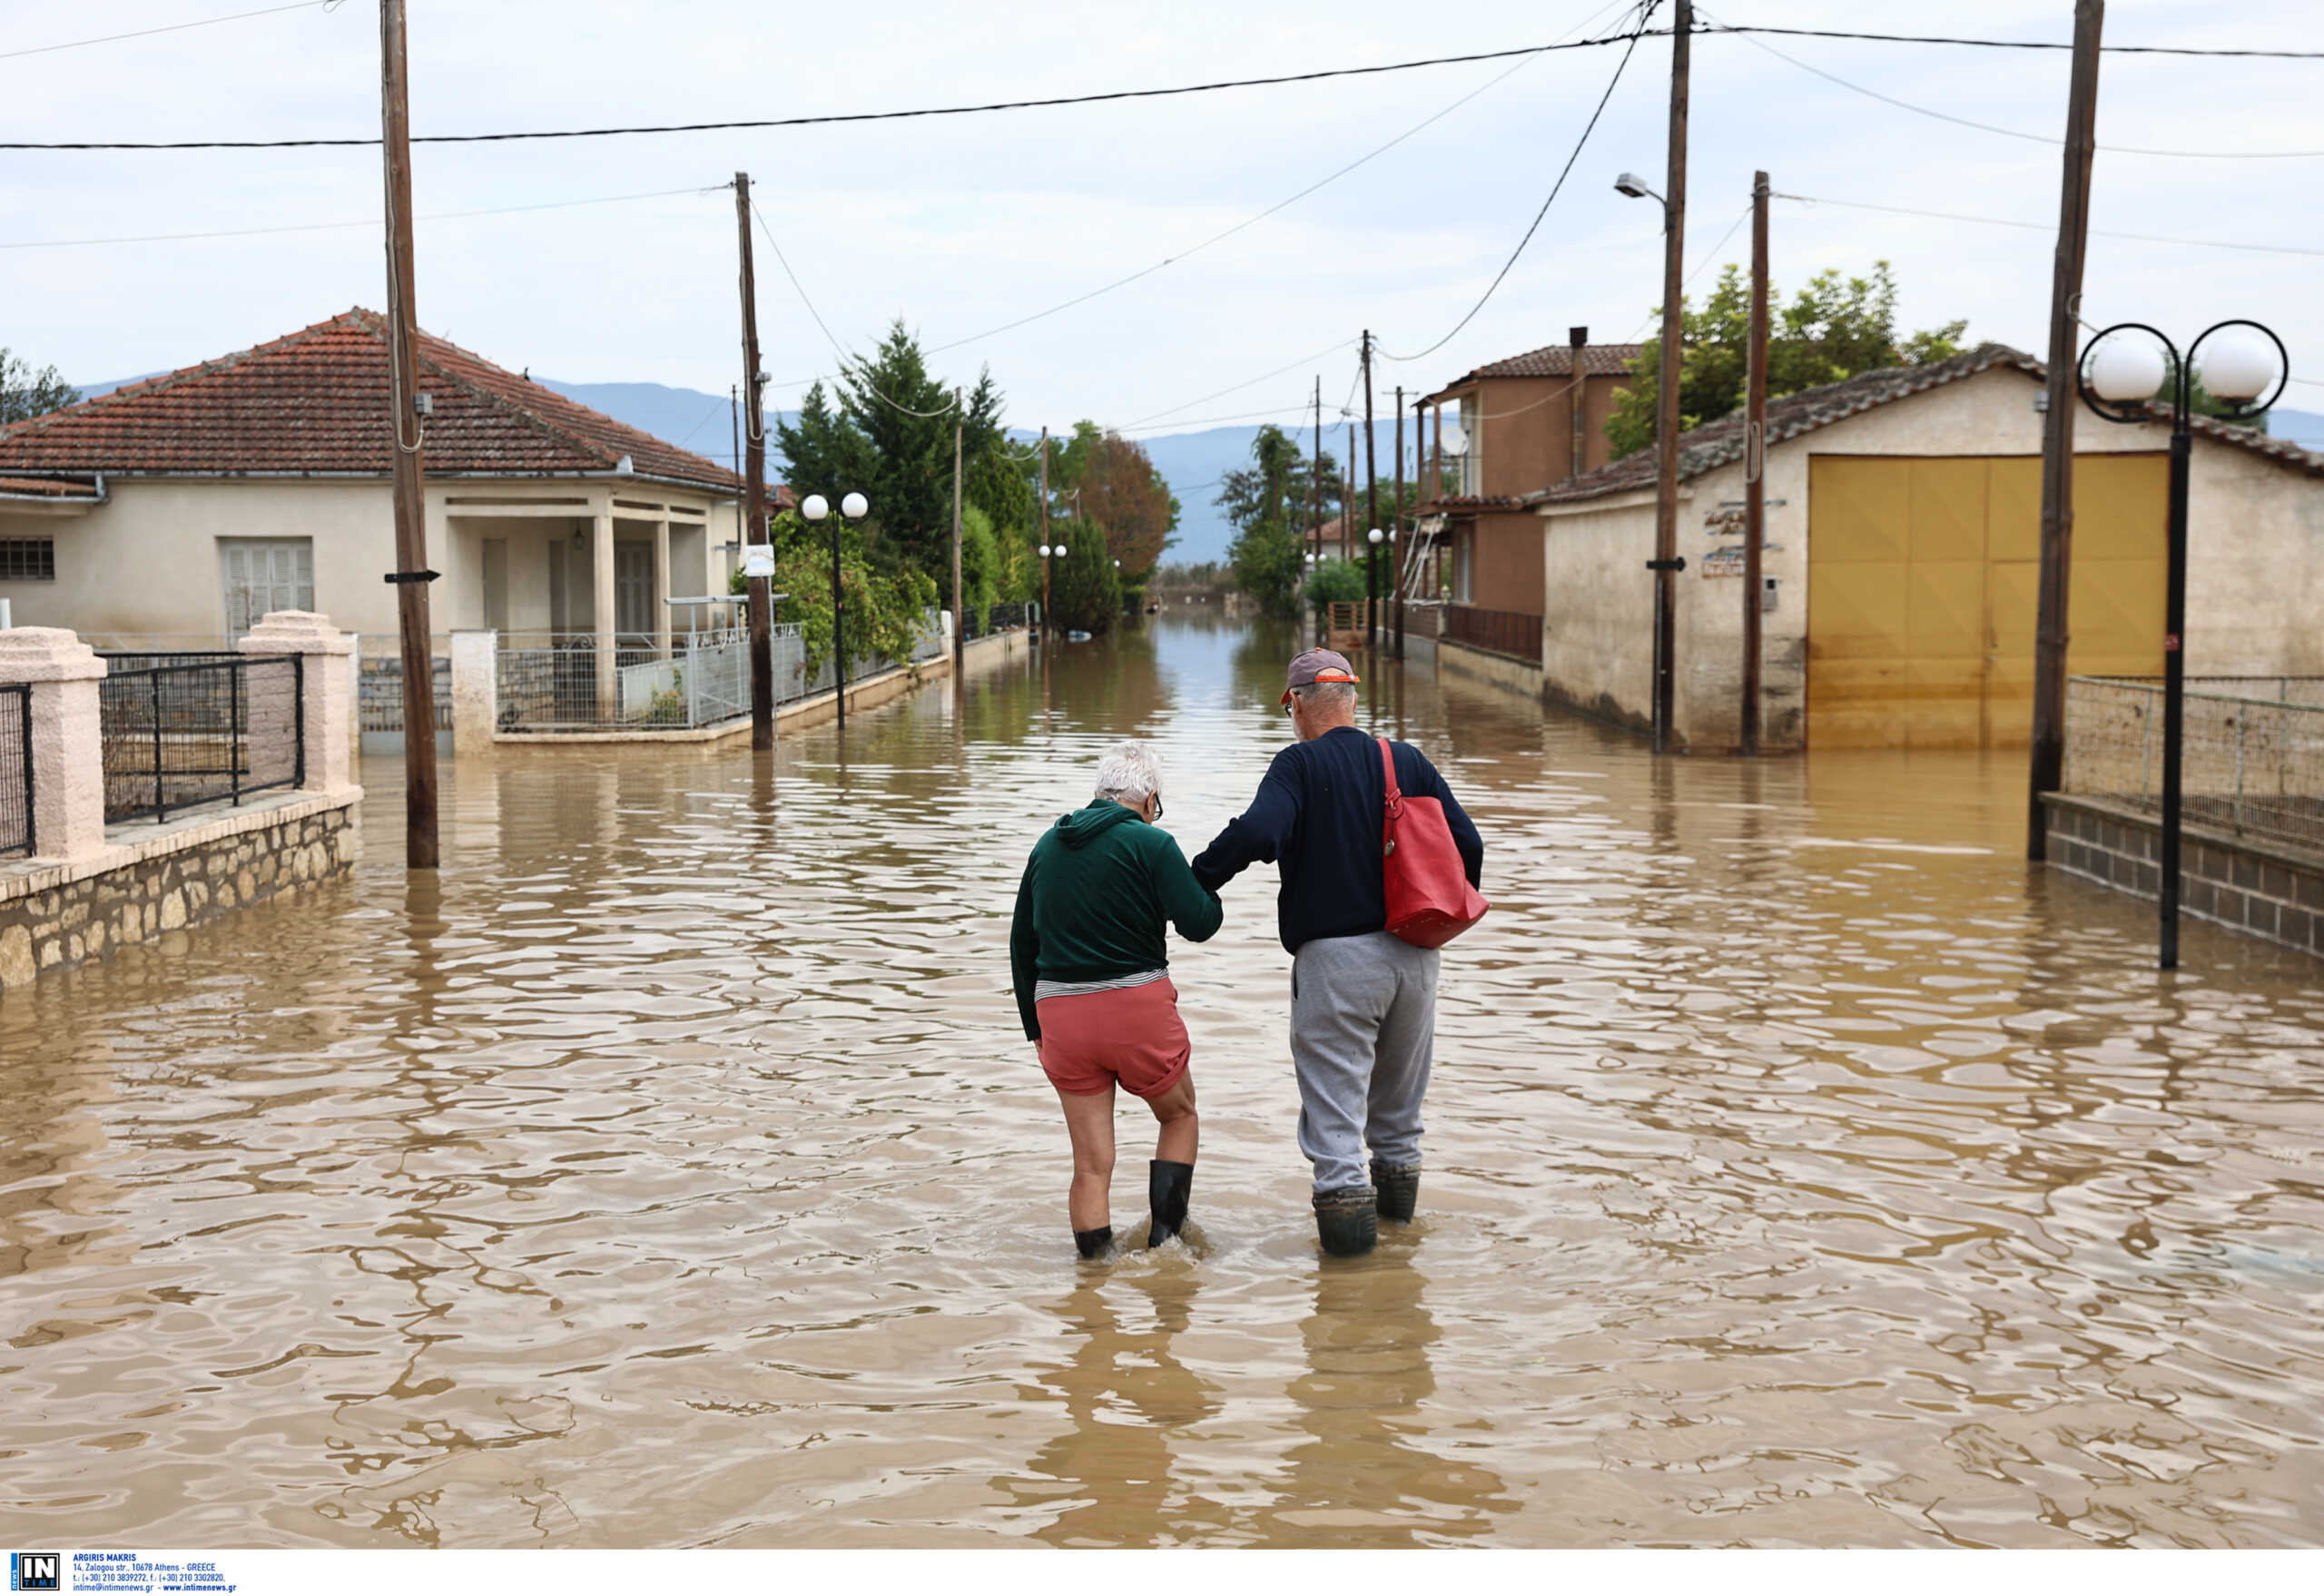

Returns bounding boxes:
[1301,555,1369,622]
[1218,425,1322,617]
[960,503,1000,623]
[734,508,938,675]
[1606,261,1967,458]
[0,349,78,426]
[1078,429,1178,583]
[1049,515,1122,634]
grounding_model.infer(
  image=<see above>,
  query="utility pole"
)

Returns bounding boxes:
[379,0,438,870]
[734,172,773,752]
[2028,0,2106,860]
[1648,0,1691,756]
[950,386,964,680]
[1310,377,1323,563]
[1430,405,1443,601]
[1393,385,1406,661]
[1363,330,1378,650]
[1569,325,1590,481]
[1742,172,1770,758]
[1038,426,1051,639]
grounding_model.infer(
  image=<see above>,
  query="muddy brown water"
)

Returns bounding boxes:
[4,614,2321,1548]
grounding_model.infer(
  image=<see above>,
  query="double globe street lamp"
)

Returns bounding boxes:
[1364,526,1393,651]
[2076,319,2288,970]
[801,490,869,733]
[1037,541,1059,640]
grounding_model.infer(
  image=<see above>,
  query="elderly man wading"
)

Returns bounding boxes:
[1193,649,1485,1256]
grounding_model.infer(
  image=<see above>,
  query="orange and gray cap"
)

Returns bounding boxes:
[1282,647,1361,704]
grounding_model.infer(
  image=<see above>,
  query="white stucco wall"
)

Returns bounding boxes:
[1539,366,2324,750]
[0,478,735,646]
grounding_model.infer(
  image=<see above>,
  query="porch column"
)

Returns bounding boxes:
[592,502,615,719]
[652,517,672,655]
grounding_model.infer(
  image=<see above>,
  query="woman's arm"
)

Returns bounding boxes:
[1009,860,1042,1040]
[1153,835,1225,943]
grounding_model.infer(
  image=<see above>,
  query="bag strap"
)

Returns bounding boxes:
[1378,736,1402,856]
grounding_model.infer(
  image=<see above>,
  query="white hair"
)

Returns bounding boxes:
[1295,681,1358,712]
[1094,741,1163,806]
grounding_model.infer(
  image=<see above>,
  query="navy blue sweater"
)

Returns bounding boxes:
[1191,725,1483,954]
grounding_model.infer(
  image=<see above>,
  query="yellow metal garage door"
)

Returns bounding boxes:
[1807,454,2167,750]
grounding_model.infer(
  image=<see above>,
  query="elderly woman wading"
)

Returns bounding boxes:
[1011,742,1223,1258]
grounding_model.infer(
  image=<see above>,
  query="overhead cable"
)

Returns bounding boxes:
[1775,192,2324,260]
[1378,0,1656,363]
[1707,23,2324,61]
[1704,9,2324,159]
[1116,339,1360,432]
[0,183,723,251]
[1,26,1672,152]
[0,0,338,63]
[750,202,959,419]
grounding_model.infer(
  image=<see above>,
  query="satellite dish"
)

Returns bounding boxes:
[1439,422,1469,456]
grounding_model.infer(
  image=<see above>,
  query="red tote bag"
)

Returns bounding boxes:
[1378,737,1489,948]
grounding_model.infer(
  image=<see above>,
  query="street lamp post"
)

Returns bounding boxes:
[802,490,870,734]
[1616,169,1686,756]
[2075,319,2287,970]
[1365,527,1384,650]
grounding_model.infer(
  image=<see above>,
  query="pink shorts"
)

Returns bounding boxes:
[1036,976,1191,1099]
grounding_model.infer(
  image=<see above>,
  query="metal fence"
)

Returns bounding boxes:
[962,601,1031,639]
[98,655,304,825]
[2065,675,2324,854]
[495,614,945,733]
[1443,603,1542,664]
[0,682,31,860]
[357,635,453,736]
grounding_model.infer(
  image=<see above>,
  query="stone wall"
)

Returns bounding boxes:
[0,793,359,991]
[2042,793,2324,959]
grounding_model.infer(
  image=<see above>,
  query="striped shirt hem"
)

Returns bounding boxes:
[1035,968,1167,1002]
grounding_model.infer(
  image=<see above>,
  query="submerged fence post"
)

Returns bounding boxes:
[0,627,108,861]
[239,611,358,796]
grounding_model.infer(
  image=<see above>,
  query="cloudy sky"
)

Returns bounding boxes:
[5,0,2319,440]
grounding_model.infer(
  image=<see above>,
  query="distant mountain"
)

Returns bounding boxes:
[2270,407,2324,448]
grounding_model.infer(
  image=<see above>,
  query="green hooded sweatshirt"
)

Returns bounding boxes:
[1009,800,1224,1040]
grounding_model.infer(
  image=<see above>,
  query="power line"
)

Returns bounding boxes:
[0,183,722,251]
[1703,9,2324,159]
[1379,0,1656,362]
[2,26,1673,152]
[1708,23,2324,61]
[921,0,1635,360]
[750,202,960,419]
[0,0,339,63]
[1116,339,1360,432]
[1775,191,2324,260]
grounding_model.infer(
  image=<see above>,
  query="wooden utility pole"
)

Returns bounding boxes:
[379,0,438,870]
[1344,420,1356,566]
[2028,0,2106,860]
[1038,426,1051,637]
[1393,385,1407,660]
[950,386,964,679]
[1569,325,1590,481]
[1649,0,1691,756]
[1363,330,1379,649]
[1742,171,1770,758]
[734,172,773,751]
[1310,377,1324,562]
[1430,405,1444,601]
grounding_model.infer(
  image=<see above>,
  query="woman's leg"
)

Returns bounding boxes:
[1146,1071,1198,1166]
[1056,1083,1117,1233]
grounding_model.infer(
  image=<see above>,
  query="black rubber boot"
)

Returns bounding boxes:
[1147,1160,1194,1247]
[1314,1185,1378,1256]
[1372,1160,1422,1223]
[1074,1225,1114,1260]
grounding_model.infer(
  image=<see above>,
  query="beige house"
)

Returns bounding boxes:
[1528,344,2324,752]
[0,309,744,651]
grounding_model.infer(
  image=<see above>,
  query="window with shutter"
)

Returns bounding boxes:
[219,538,315,636]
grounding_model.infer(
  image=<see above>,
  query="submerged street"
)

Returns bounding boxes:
[3,612,2321,1548]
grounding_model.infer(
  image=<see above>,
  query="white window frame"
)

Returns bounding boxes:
[219,537,314,637]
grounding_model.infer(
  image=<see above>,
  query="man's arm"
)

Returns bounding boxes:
[1152,835,1225,943]
[1009,858,1042,1040]
[1190,749,1302,892]
[1415,751,1484,888]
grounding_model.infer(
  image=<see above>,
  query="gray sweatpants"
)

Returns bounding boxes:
[1289,931,1442,1195]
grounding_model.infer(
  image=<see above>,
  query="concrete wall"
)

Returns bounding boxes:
[2043,793,2323,960]
[0,792,359,991]
[1537,366,2324,750]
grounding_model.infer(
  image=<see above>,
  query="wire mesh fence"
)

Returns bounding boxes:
[2065,675,2324,855]
[962,601,1032,639]
[0,682,32,860]
[97,655,304,825]
[356,635,453,736]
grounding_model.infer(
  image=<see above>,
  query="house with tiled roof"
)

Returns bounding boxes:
[0,309,744,650]
[1523,342,2324,752]
[1411,330,1642,654]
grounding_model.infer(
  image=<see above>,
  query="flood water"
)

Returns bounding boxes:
[4,613,2322,1548]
